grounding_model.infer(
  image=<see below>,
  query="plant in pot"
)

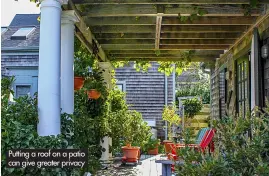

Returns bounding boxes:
[121,110,151,163]
[162,104,181,153]
[74,57,90,90]
[84,70,106,100]
[144,138,161,155]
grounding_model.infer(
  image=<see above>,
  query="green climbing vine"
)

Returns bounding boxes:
[178,6,208,23]
[241,0,259,16]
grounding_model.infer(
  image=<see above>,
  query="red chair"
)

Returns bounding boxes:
[168,129,216,172]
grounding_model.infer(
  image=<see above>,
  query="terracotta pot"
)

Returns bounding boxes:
[148,147,158,155]
[74,77,84,90]
[122,146,140,161]
[87,89,101,99]
[164,141,174,154]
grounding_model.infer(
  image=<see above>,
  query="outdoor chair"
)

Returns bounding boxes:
[168,128,215,172]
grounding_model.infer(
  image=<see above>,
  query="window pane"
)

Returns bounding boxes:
[244,61,247,79]
[242,63,244,82]
[12,28,35,37]
[245,81,248,100]
[16,85,31,98]
[238,64,241,82]
[116,84,123,91]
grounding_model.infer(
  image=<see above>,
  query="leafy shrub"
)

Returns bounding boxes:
[162,104,181,140]
[143,138,160,151]
[122,110,152,147]
[175,104,269,176]
[182,98,203,119]
[176,84,210,104]
[1,75,106,175]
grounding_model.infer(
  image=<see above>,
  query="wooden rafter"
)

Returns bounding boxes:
[91,25,249,33]
[101,44,229,50]
[85,16,257,26]
[63,1,107,61]
[111,54,219,58]
[73,0,269,5]
[78,4,262,17]
[98,39,235,45]
[155,15,162,49]
[108,50,223,55]
[111,56,216,62]
[95,33,241,39]
[69,0,267,62]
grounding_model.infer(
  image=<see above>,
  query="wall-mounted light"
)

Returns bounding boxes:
[261,44,268,59]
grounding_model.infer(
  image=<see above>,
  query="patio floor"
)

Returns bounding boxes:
[96,154,168,176]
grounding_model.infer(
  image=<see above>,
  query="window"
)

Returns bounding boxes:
[11,27,35,40]
[219,68,227,118]
[1,27,7,34]
[236,57,249,117]
[16,85,31,98]
[116,81,126,92]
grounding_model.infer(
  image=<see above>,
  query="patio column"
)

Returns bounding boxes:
[37,0,67,136]
[61,10,79,114]
[98,62,113,162]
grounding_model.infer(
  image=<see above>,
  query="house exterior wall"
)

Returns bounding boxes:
[115,62,174,139]
[210,17,269,119]
[1,54,39,76]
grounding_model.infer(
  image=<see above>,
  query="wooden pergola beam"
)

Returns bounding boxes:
[91,25,249,33]
[85,16,257,26]
[78,4,262,17]
[102,44,229,50]
[160,33,241,39]
[95,33,241,39]
[64,1,107,61]
[108,50,224,55]
[110,54,219,58]
[98,39,235,45]
[155,15,162,49]
[73,0,269,5]
[159,45,229,50]
[162,25,249,33]
[111,56,216,62]
[160,39,235,45]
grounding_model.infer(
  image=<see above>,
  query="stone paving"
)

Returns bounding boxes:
[96,154,167,176]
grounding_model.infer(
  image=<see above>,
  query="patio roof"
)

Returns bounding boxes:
[63,0,269,63]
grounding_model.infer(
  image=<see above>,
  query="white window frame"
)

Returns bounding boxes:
[116,81,126,92]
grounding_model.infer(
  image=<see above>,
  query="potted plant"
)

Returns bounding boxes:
[74,57,90,90]
[144,138,160,155]
[121,110,151,163]
[162,104,181,153]
[84,70,106,100]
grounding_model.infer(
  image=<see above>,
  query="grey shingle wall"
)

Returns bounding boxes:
[115,62,174,138]
[1,54,39,76]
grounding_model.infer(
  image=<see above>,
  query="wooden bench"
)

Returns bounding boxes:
[155,160,184,176]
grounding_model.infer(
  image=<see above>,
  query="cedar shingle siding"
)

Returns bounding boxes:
[115,62,174,138]
[1,55,39,76]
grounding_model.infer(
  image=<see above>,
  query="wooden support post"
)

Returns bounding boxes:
[155,14,162,49]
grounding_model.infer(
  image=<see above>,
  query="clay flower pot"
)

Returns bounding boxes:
[148,147,158,155]
[74,77,84,90]
[122,146,140,162]
[87,89,101,99]
[163,140,174,154]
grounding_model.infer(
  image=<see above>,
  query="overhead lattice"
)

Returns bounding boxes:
[64,0,269,63]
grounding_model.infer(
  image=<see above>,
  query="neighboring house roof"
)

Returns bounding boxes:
[1,14,40,50]
[9,14,40,27]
